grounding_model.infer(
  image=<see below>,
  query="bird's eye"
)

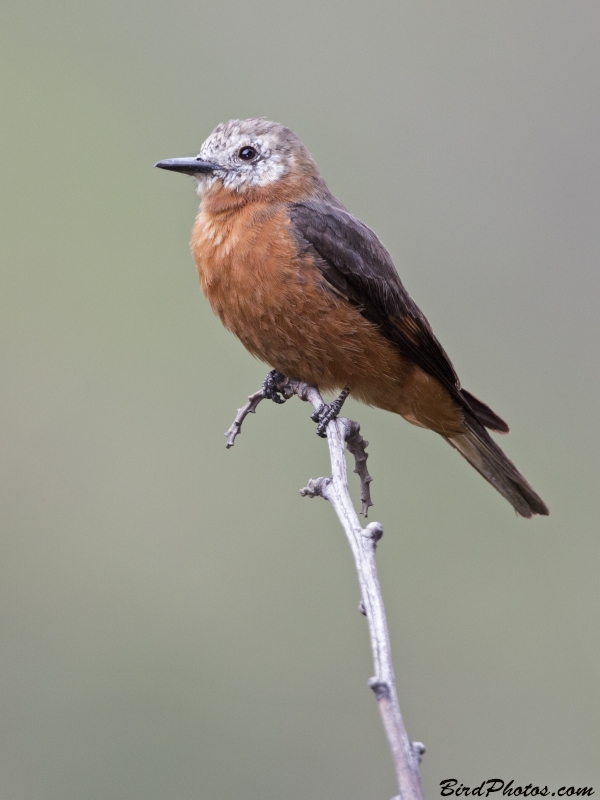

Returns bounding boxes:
[238,146,257,161]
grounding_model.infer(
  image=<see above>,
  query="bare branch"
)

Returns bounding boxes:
[226,383,424,799]
[315,425,425,800]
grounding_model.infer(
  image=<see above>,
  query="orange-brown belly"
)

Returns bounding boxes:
[191,200,463,436]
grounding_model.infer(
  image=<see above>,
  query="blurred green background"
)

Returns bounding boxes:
[1,1,599,798]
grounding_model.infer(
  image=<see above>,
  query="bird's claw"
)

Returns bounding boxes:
[261,370,287,404]
[311,387,351,437]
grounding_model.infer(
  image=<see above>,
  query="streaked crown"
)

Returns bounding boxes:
[196,118,313,193]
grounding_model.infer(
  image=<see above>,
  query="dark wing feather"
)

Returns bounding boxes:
[288,200,462,396]
[288,202,538,511]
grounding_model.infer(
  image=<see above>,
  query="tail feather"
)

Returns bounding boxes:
[460,389,509,433]
[445,421,549,518]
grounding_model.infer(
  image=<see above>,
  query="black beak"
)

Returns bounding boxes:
[154,156,221,175]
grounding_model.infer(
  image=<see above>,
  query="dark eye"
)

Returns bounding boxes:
[238,146,257,161]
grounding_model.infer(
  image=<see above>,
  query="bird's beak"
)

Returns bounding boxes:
[154,157,222,175]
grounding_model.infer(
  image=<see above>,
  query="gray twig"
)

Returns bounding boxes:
[224,378,297,449]
[226,380,425,800]
[344,419,373,517]
[224,390,266,449]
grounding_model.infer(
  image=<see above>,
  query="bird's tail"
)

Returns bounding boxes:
[444,421,549,518]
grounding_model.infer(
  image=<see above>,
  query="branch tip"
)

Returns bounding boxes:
[358,598,367,616]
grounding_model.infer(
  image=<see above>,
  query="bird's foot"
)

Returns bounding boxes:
[311,387,351,437]
[261,370,287,404]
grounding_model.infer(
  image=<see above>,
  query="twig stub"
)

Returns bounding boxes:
[369,677,392,701]
[412,742,427,764]
[364,521,384,542]
[344,419,374,517]
[299,477,331,499]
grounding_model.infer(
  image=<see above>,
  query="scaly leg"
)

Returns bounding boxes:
[311,386,351,437]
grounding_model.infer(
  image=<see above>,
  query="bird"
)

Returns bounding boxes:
[155,117,548,518]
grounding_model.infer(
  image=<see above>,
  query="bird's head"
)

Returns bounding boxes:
[155,118,329,201]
